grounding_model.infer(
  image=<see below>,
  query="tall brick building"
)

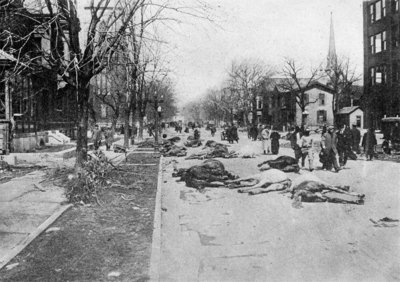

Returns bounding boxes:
[363,0,400,128]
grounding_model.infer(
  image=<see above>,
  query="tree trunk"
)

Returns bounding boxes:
[75,84,90,169]
[123,107,130,148]
[111,116,118,133]
[138,113,144,140]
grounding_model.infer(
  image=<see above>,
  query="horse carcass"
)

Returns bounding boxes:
[172,159,238,189]
[226,169,292,195]
[289,173,365,208]
[258,156,300,172]
[186,141,237,160]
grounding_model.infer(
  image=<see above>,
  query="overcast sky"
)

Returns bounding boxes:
[160,0,365,106]
[76,0,365,107]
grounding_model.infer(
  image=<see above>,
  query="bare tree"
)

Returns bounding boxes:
[279,58,323,128]
[325,56,361,124]
[227,59,274,126]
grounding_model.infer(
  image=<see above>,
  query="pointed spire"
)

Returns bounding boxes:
[326,12,337,72]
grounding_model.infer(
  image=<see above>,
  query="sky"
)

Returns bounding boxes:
[74,0,365,107]
[159,0,365,107]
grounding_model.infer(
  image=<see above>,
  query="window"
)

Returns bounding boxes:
[319,93,325,106]
[356,116,362,127]
[370,67,375,85]
[371,65,387,85]
[101,104,107,118]
[370,31,387,54]
[392,25,399,47]
[257,99,262,109]
[317,110,327,123]
[393,62,399,82]
[394,0,399,12]
[370,36,375,54]
[370,0,385,23]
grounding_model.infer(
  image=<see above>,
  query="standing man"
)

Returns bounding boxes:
[351,124,361,154]
[300,127,314,171]
[362,127,377,161]
[261,125,270,155]
[337,124,353,167]
[321,125,340,172]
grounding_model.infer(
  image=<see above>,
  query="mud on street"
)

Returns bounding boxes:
[157,127,400,282]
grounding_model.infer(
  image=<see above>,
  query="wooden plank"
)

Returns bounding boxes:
[0,204,73,270]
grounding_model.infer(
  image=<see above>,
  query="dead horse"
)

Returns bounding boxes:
[226,169,292,195]
[289,174,365,207]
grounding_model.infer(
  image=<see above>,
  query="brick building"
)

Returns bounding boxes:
[363,0,400,128]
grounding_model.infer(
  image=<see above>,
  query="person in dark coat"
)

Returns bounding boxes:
[231,124,239,143]
[290,126,302,164]
[351,124,361,154]
[250,124,258,141]
[362,127,377,161]
[319,125,329,169]
[270,126,281,154]
[321,125,340,172]
[337,124,353,167]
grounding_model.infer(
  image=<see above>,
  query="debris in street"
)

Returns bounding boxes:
[172,159,237,189]
[227,169,291,195]
[107,271,121,278]
[258,156,300,172]
[33,183,46,192]
[46,227,61,233]
[5,263,19,270]
[370,217,399,227]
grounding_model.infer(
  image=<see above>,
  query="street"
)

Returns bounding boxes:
[157,127,400,282]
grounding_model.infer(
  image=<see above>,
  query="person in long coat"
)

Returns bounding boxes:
[269,126,281,154]
[351,124,361,154]
[362,127,377,161]
[250,124,258,141]
[231,124,239,143]
[337,124,353,167]
[321,125,340,172]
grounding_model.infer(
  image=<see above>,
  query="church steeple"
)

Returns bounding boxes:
[326,12,337,72]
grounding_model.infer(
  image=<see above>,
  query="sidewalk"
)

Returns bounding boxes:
[0,170,70,270]
[0,136,137,271]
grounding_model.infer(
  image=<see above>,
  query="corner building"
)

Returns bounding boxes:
[363,0,400,128]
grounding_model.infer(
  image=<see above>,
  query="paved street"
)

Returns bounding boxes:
[157,127,400,281]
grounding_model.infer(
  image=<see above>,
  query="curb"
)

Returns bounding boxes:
[149,155,164,282]
[0,203,73,270]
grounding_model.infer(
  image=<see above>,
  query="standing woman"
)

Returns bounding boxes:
[270,126,281,154]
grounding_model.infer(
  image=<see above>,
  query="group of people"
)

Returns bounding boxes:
[224,124,239,144]
[288,124,377,173]
[259,125,281,155]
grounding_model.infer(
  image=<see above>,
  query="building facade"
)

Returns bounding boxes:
[363,0,400,128]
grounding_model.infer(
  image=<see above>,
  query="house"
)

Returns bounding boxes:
[363,0,400,129]
[268,80,335,130]
[0,1,77,152]
[336,106,364,128]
